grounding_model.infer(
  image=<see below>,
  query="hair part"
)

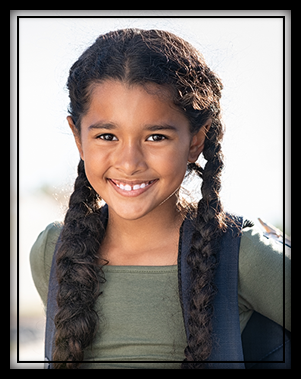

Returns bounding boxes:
[54,28,226,369]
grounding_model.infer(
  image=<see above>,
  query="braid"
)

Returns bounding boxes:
[182,121,226,369]
[53,159,107,369]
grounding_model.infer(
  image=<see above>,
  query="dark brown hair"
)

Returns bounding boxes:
[54,28,225,369]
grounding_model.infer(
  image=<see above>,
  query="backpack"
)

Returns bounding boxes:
[45,207,291,368]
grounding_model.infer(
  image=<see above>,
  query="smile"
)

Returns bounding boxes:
[108,179,158,197]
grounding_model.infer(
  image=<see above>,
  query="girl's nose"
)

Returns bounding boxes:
[114,143,147,176]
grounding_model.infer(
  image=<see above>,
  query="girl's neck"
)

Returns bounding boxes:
[100,195,186,266]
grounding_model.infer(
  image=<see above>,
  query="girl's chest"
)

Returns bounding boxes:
[84,267,187,366]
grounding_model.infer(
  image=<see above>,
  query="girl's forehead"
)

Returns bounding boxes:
[82,80,189,130]
[88,80,174,106]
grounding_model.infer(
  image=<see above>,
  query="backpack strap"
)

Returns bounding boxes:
[178,213,245,368]
[44,233,61,369]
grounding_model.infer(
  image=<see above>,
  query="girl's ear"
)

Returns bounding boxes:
[67,116,84,160]
[188,119,212,163]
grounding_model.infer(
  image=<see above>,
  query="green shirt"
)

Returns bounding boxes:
[30,222,290,369]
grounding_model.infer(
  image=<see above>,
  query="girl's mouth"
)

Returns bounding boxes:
[108,179,158,197]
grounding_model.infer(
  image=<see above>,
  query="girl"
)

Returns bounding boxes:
[30,28,290,369]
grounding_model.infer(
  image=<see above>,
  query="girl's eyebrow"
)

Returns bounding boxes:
[144,124,178,132]
[88,121,178,132]
[88,121,116,131]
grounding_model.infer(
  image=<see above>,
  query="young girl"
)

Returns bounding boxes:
[30,28,290,369]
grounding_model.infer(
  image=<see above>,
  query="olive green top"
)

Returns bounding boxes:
[30,222,290,369]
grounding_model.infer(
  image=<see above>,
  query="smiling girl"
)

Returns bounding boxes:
[30,29,290,369]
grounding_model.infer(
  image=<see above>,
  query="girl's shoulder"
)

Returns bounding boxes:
[238,223,290,331]
[239,223,287,285]
[29,222,63,306]
[240,223,285,262]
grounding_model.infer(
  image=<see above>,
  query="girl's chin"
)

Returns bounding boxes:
[105,192,179,222]
[108,203,156,221]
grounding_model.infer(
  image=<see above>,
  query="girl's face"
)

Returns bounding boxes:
[68,80,206,221]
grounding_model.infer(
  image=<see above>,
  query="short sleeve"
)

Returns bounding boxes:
[29,222,62,307]
[238,225,291,333]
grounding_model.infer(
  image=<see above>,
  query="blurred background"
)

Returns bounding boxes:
[11,11,289,368]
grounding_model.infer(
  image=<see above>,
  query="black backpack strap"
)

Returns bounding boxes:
[178,213,245,368]
[44,233,61,369]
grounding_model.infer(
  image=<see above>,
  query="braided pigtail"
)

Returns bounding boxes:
[182,125,225,368]
[182,130,225,368]
[53,159,107,369]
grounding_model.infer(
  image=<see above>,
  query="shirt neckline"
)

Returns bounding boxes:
[102,264,178,273]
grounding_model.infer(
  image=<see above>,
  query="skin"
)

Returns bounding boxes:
[68,80,210,265]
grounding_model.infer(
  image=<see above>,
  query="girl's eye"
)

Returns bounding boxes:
[97,133,118,141]
[147,134,167,142]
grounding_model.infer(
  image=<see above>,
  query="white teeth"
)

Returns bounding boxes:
[115,180,153,191]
